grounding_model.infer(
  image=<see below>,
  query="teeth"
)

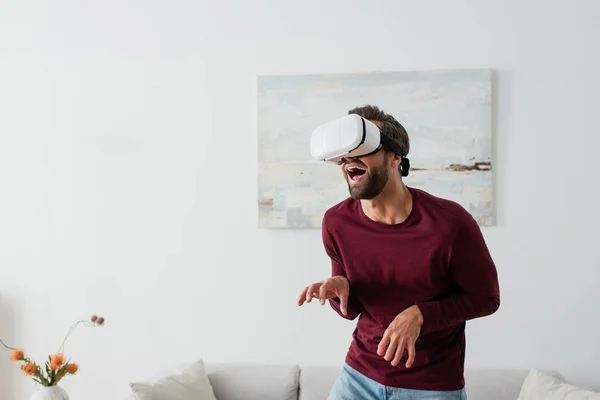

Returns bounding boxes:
[348,166,364,172]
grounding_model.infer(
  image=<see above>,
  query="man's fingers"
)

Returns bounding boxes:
[306,283,320,303]
[338,289,349,315]
[391,340,406,367]
[405,341,416,368]
[318,282,330,305]
[297,287,309,305]
[384,336,398,362]
[377,331,390,357]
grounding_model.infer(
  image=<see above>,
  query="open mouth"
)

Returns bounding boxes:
[346,165,367,181]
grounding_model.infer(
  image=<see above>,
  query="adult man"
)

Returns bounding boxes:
[298,105,500,399]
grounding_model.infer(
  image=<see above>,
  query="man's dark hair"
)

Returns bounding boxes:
[347,105,410,158]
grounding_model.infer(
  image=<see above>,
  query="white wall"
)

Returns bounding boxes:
[1,0,599,398]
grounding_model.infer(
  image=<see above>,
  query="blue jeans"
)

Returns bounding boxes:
[328,364,467,400]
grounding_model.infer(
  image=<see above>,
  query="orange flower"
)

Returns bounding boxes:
[66,363,79,374]
[10,349,24,362]
[50,354,65,370]
[20,362,36,375]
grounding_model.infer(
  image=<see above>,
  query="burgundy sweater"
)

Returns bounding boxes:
[323,187,500,391]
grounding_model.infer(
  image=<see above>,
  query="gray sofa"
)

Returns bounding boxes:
[205,363,563,400]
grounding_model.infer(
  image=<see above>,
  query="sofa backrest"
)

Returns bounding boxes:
[206,363,299,400]
[298,366,564,400]
[205,363,564,400]
[298,365,338,400]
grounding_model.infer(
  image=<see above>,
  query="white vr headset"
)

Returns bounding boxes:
[310,113,410,176]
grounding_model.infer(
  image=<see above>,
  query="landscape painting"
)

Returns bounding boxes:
[257,69,493,228]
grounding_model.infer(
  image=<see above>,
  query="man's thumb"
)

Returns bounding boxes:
[339,291,349,316]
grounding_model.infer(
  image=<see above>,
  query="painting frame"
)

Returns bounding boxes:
[257,69,494,229]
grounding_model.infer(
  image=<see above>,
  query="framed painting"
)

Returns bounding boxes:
[257,69,493,228]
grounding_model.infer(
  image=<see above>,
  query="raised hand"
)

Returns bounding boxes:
[297,276,350,316]
[377,305,424,368]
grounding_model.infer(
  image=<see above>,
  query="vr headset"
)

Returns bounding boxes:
[310,114,410,176]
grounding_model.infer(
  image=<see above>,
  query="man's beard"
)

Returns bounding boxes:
[345,158,390,200]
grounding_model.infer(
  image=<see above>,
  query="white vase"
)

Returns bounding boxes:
[30,386,70,400]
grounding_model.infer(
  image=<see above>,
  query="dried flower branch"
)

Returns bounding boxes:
[58,315,103,354]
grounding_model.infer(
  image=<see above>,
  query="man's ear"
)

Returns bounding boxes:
[390,152,402,168]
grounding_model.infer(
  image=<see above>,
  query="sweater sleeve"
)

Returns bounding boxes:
[415,214,500,334]
[322,216,364,321]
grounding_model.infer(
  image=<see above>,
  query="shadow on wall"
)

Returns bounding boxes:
[0,293,18,400]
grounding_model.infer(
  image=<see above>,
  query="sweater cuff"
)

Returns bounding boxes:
[414,301,441,334]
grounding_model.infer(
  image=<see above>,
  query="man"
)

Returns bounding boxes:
[297,105,500,400]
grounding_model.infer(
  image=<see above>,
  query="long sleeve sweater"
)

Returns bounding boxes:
[323,187,500,391]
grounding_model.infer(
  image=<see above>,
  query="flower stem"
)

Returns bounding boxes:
[0,337,16,351]
[58,320,96,354]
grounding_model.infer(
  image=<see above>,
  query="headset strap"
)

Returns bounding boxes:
[379,134,403,157]
[379,132,410,177]
[356,117,411,177]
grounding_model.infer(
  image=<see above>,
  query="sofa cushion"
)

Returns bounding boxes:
[464,368,564,400]
[205,363,299,400]
[129,359,217,400]
[517,369,600,400]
